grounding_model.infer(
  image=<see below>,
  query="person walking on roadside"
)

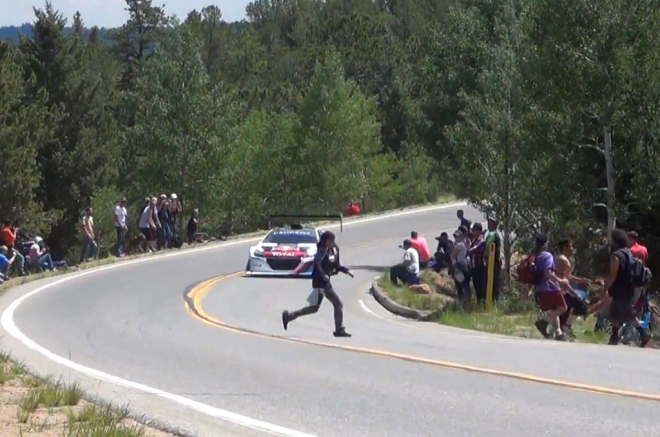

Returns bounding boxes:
[80,207,97,263]
[457,209,471,231]
[282,231,354,338]
[554,239,592,339]
[626,231,648,265]
[602,229,651,347]
[114,198,128,257]
[532,235,571,341]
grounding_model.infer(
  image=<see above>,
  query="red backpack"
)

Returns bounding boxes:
[517,254,544,285]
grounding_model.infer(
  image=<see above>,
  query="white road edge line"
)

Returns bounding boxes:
[0,201,467,437]
[358,299,385,319]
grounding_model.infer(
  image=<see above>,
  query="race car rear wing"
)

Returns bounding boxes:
[268,214,343,232]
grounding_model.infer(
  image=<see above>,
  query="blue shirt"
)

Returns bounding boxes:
[0,253,9,273]
[534,251,560,292]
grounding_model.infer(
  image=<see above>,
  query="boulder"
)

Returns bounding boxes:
[423,270,457,298]
[409,284,432,294]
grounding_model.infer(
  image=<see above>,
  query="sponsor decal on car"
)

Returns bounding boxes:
[264,245,306,258]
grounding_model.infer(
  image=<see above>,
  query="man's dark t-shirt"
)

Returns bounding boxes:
[460,217,471,230]
[609,249,636,299]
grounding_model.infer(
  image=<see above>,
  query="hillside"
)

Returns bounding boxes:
[0,23,116,42]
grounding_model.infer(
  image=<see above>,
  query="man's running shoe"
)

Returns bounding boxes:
[535,320,551,338]
[554,331,568,342]
[282,311,290,331]
[333,329,352,338]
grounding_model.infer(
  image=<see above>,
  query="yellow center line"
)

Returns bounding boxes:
[182,235,660,403]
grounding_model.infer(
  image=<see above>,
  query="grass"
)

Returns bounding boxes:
[377,272,614,344]
[0,351,172,437]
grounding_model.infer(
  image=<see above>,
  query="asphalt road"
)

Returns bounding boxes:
[1,203,659,437]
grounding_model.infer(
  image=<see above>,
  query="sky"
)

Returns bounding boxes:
[1,1,251,27]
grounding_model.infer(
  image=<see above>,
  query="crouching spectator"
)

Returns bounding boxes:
[432,232,454,272]
[410,231,431,269]
[28,237,55,272]
[390,239,420,286]
[0,245,18,282]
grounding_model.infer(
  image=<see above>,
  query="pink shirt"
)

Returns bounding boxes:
[411,236,431,262]
[630,243,648,264]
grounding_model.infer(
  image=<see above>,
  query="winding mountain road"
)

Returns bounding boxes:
[1,203,658,437]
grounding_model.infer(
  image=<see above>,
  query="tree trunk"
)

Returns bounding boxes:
[603,124,616,239]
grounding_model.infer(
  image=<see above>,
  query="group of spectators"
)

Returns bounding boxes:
[0,220,66,283]
[523,229,651,346]
[390,210,503,306]
[0,193,204,284]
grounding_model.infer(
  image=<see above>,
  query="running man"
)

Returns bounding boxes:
[282,231,354,337]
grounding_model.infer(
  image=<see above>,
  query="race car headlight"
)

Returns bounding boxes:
[253,249,265,257]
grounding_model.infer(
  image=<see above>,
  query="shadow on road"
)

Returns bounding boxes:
[348,264,390,273]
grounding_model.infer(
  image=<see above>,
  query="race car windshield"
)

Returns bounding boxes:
[264,230,318,245]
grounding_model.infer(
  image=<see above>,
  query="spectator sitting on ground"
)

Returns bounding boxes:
[532,235,571,341]
[433,232,454,272]
[0,245,17,282]
[345,201,361,217]
[28,237,55,272]
[390,239,420,286]
[410,230,431,269]
[186,208,202,244]
[1,220,26,276]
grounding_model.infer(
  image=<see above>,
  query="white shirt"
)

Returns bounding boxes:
[139,207,151,229]
[114,205,127,227]
[28,243,41,263]
[403,247,420,275]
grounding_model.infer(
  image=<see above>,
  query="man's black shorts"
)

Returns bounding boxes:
[565,293,588,316]
[609,297,635,323]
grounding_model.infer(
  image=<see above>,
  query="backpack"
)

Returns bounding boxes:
[517,254,544,285]
[620,249,651,288]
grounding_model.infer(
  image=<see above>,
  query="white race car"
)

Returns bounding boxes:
[245,215,342,277]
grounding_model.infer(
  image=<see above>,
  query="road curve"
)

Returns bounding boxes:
[1,203,659,437]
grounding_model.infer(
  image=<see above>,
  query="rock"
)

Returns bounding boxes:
[424,270,457,298]
[409,284,432,294]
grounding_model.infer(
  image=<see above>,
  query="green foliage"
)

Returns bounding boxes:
[5,0,660,271]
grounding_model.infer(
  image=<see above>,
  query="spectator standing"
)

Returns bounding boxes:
[483,217,502,301]
[554,239,591,339]
[451,228,470,301]
[390,239,420,286]
[457,209,471,231]
[467,223,487,303]
[139,198,158,252]
[158,200,172,249]
[1,220,25,276]
[410,230,431,268]
[80,207,97,263]
[604,229,651,347]
[114,198,128,257]
[170,193,181,233]
[532,235,570,341]
[626,231,648,264]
